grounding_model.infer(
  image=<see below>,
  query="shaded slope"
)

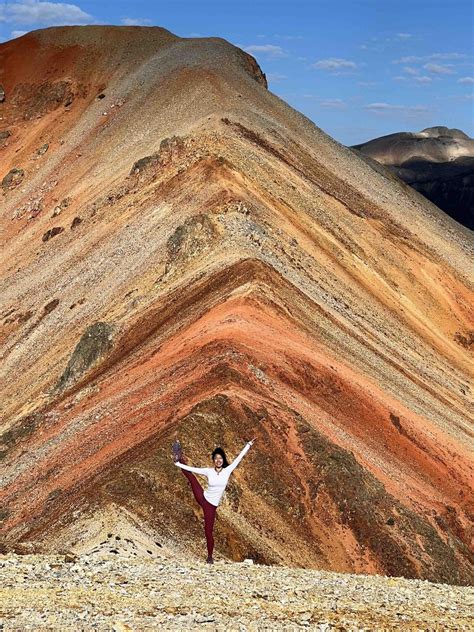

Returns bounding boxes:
[1,27,473,585]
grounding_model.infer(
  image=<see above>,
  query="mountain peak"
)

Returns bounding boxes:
[0,25,267,97]
[419,126,471,140]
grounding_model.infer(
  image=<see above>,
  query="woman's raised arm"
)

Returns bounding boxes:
[175,462,209,475]
[225,440,253,475]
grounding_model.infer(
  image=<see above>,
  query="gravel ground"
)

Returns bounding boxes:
[1,553,472,631]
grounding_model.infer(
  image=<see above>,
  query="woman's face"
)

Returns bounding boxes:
[213,454,223,468]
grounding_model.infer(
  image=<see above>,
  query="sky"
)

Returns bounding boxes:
[0,0,472,145]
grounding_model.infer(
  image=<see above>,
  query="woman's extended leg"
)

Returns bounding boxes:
[178,455,216,560]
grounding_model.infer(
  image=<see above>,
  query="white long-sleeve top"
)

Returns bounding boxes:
[175,442,252,506]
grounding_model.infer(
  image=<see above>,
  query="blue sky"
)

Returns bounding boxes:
[1,0,472,145]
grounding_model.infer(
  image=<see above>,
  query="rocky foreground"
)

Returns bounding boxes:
[1,551,472,631]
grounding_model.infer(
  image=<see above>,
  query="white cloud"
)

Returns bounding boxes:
[243,44,286,58]
[266,72,287,83]
[0,1,92,25]
[413,76,433,85]
[424,63,455,75]
[394,62,460,85]
[279,35,304,40]
[358,33,415,52]
[265,34,304,41]
[393,52,467,64]
[318,98,347,110]
[364,102,430,116]
[300,95,348,109]
[458,76,474,84]
[435,93,474,101]
[121,18,152,26]
[312,57,357,71]
[393,56,424,63]
[431,52,467,60]
[10,29,27,37]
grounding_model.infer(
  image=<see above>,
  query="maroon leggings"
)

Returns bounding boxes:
[179,459,217,558]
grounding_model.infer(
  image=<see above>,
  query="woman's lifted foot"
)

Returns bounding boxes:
[172,438,182,463]
[206,556,214,564]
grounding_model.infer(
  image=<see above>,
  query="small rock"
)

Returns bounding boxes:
[2,167,24,190]
[0,130,11,144]
[43,299,60,314]
[112,622,132,631]
[34,143,49,159]
[70,216,82,229]
[195,615,215,623]
[42,226,64,242]
[52,196,71,217]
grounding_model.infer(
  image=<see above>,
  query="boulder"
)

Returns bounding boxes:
[2,168,24,190]
[42,226,64,242]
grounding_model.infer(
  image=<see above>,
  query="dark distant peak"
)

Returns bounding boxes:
[349,125,474,230]
[351,128,472,151]
[351,131,416,150]
[419,126,472,141]
[351,126,474,163]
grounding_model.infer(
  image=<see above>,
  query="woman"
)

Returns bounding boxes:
[172,436,255,564]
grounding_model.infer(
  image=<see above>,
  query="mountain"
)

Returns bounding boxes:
[351,127,474,229]
[1,26,473,586]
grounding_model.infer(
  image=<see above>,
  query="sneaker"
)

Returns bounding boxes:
[172,439,182,463]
